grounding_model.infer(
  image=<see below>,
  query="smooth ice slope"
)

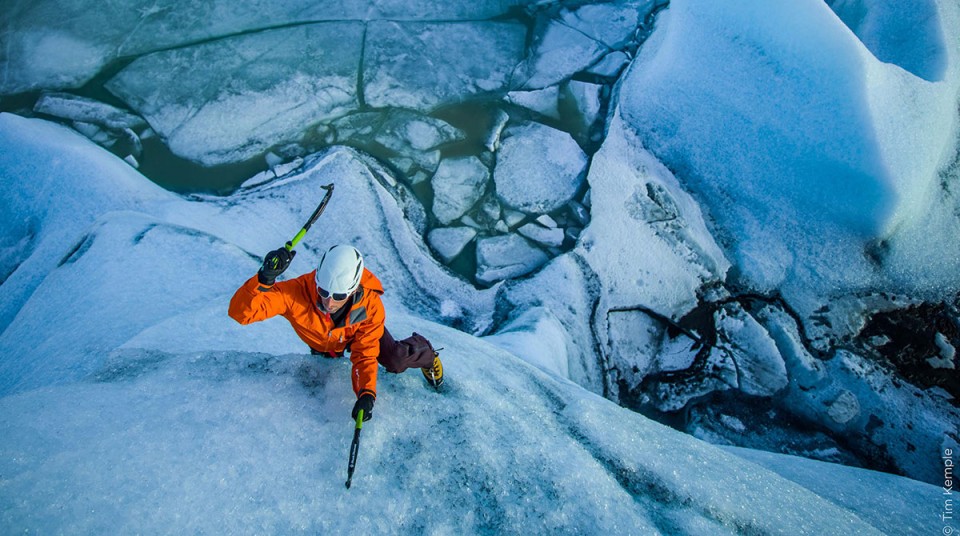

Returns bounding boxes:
[0,115,943,534]
[618,0,960,310]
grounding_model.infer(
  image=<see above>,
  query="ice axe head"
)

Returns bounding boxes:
[285,183,335,251]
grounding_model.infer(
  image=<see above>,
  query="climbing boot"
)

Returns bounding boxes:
[421,353,444,389]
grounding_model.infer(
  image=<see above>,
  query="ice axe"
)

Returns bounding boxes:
[284,183,335,252]
[345,409,364,489]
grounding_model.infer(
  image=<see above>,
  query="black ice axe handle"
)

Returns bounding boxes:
[285,183,335,251]
[345,409,364,489]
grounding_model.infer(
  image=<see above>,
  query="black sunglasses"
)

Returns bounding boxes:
[318,287,350,301]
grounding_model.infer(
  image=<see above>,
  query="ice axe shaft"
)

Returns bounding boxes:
[285,183,334,251]
[345,409,363,489]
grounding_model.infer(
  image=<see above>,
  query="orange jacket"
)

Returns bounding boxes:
[228,268,386,398]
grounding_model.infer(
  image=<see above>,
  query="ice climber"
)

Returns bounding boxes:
[228,244,443,422]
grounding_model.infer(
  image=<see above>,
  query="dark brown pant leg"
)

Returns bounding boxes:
[378,327,436,373]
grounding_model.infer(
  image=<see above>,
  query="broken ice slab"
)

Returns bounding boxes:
[106,23,364,167]
[483,109,511,152]
[431,157,489,225]
[35,92,147,131]
[518,222,565,247]
[565,81,603,134]
[505,87,561,119]
[427,226,478,264]
[494,122,587,213]
[586,51,631,78]
[374,110,467,152]
[559,0,655,49]
[364,21,527,111]
[475,234,549,285]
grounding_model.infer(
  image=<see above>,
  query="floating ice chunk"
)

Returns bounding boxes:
[483,109,510,152]
[517,222,564,247]
[375,110,466,152]
[494,122,587,213]
[0,30,110,94]
[106,23,364,166]
[580,114,731,318]
[431,157,489,225]
[271,158,304,178]
[502,209,527,230]
[535,214,557,228]
[264,152,284,168]
[606,310,664,382]
[427,227,477,263]
[505,87,560,119]
[240,170,276,189]
[755,304,826,390]
[34,92,146,131]
[364,21,527,111]
[565,81,603,133]
[475,234,549,284]
[927,332,956,369]
[516,22,605,90]
[586,51,630,78]
[559,0,654,49]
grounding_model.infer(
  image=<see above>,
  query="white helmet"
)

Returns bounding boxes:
[315,245,364,298]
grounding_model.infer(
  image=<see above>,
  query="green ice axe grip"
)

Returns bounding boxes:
[345,409,363,489]
[285,183,335,251]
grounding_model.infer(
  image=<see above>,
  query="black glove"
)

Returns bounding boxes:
[258,247,296,285]
[351,393,375,422]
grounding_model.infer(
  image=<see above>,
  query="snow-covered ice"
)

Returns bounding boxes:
[578,114,729,319]
[618,0,960,311]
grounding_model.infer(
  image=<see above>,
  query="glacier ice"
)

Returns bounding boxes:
[106,23,364,167]
[618,0,960,309]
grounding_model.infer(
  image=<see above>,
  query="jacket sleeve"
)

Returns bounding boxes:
[350,296,385,398]
[228,275,289,325]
